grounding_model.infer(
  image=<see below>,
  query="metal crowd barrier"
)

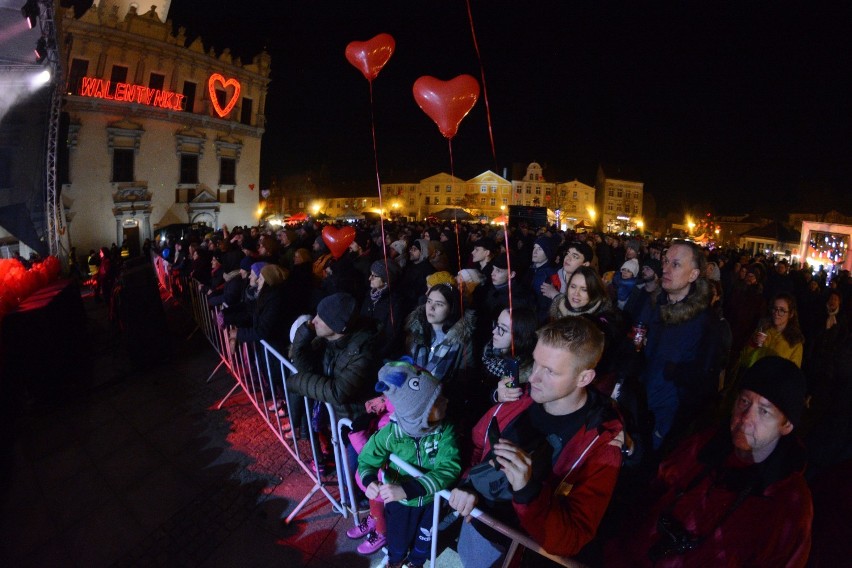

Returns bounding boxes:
[156,267,362,526]
[388,454,587,568]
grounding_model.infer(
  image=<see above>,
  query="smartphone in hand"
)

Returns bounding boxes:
[505,357,520,388]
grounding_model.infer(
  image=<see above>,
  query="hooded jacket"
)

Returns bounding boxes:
[466,390,624,557]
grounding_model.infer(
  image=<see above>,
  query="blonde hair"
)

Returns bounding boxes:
[536,316,604,374]
[260,264,288,287]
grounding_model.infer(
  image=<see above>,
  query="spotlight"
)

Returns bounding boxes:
[34,36,47,63]
[31,69,52,87]
[21,0,39,29]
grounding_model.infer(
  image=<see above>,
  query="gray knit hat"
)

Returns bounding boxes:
[376,359,443,437]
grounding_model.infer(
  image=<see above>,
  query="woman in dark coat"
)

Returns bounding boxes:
[360,260,404,359]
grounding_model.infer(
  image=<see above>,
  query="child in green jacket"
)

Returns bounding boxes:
[357,359,461,568]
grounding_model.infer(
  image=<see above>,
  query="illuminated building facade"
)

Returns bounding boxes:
[60,1,270,254]
[595,164,643,232]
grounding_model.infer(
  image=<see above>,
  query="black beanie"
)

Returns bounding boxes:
[740,356,806,427]
[316,292,357,334]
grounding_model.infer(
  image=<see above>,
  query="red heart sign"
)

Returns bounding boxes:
[208,73,241,118]
[249,184,255,190]
[345,33,396,82]
[322,226,356,259]
[413,75,480,139]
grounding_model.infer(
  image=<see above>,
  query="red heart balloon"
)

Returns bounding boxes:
[322,226,356,260]
[345,33,396,82]
[413,75,480,139]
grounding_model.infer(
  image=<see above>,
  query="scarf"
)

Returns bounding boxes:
[370,284,387,307]
[827,304,839,329]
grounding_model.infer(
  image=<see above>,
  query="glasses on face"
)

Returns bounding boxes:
[493,322,509,336]
[772,306,789,314]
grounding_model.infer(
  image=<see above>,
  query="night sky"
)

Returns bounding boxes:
[167,1,852,217]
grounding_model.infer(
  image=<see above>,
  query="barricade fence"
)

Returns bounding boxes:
[152,251,587,566]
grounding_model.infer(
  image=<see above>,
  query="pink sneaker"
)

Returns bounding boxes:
[356,530,386,555]
[346,515,376,539]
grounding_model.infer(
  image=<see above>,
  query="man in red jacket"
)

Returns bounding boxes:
[606,355,813,567]
[448,316,625,566]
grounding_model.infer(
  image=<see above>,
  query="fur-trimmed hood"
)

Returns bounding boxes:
[222,269,242,282]
[660,277,711,325]
[406,304,476,348]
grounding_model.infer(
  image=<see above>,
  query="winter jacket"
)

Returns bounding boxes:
[405,305,476,385]
[607,427,813,567]
[361,286,404,359]
[524,261,558,323]
[286,320,380,421]
[641,278,718,448]
[358,420,461,507]
[466,390,624,557]
[738,325,804,369]
[235,285,289,353]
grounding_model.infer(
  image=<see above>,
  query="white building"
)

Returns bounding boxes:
[60,1,270,254]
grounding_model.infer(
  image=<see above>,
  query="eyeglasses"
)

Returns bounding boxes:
[493,322,509,336]
[772,307,789,314]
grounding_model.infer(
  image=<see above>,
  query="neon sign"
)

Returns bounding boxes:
[78,77,185,111]
[207,73,241,118]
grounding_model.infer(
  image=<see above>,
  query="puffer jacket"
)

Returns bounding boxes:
[358,420,461,507]
[286,320,380,421]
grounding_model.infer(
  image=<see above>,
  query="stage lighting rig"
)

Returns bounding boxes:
[21,0,40,29]
[34,36,47,64]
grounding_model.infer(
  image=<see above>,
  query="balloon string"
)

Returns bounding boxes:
[447,138,465,316]
[465,0,498,170]
[503,221,515,358]
[369,80,394,329]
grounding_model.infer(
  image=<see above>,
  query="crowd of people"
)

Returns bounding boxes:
[152,218,851,567]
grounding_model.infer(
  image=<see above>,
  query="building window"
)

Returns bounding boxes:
[446,197,452,205]
[502,198,508,205]
[409,196,414,205]
[424,196,430,204]
[220,157,236,185]
[480,197,486,205]
[608,188,614,197]
[481,186,488,193]
[182,81,196,113]
[240,97,253,125]
[112,148,134,182]
[491,185,497,193]
[179,154,199,184]
[608,204,614,211]
[108,65,128,96]
[446,185,452,192]
[218,189,235,203]
[535,187,541,195]
[545,188,551,196]
[525,187,531,194]
[67,58,88,94]
[617,189,623,197]
[434,186,440,193]
[149,72,165,91]
[490,198,496,206]
[573,191,578,199]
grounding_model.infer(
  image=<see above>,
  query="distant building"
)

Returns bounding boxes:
[595,164,643,232]
[60,1,270,254]
[511,162,556,210]
[555,179,596,229]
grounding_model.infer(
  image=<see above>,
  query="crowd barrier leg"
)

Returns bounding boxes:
[334,417,364,528]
